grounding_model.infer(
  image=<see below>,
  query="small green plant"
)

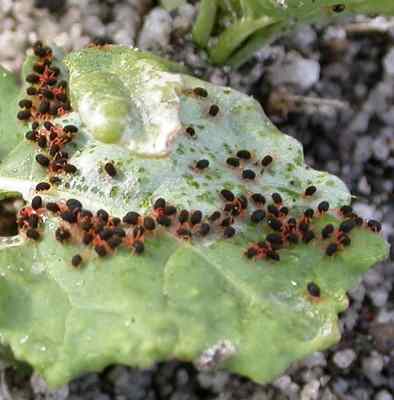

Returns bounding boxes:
[0,43,388,388]
[161,0,394,66]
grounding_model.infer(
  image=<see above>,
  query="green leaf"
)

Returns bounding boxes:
[192,0,394,66]
[0,66,23,161]
[0,46,388,387]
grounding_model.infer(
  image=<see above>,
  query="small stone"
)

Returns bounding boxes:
[332,349,356,369]
[383,47,394,76]
[138,8,172,50]
[375,390,393,400]
[300,380,320,400]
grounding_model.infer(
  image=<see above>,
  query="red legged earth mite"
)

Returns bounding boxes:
[157,215,172,227]
[176,227,192,240]
[318,201,329,214]
[198,222,211,237]
[25,130,37,141]
[251,209,265,224]
[367,219,382,233]
[237,195,248,210]
[279,206,289,217]
[104,162,117,177]
[178,209,189,224]
[27,86,38,96]
[226,157,240,168]
[31,196,42,210]
[123,211,140,225]
[208,211,221,223]
[143,216,156,231]
[35,182,51,191]
[245,246,258,259]
[332,4,346,13]
[287,232,299,244]
[271,192,282,205]
[339,219,356,234]
[261,155,273,167]
[304,185,317,197]
[133,240,145,255]
[267,204,280,217]
[17,110,31,121]
[19,99,33,109]
[267,217,282,232]
[307,282,321,298]
[236,150,251,161]
[195,159,210,171]
[326,242,338,256]
[241,169,256,180]
[250,193,265,206]
[190,210,203,226]
[223,226,236,238]
[321,224,334,239]
[303,208,314,221]
[338,234,351,247]
[185,126,196,137]
[95,244,108,257]
[55,227,71,242]
[153,197,166,211]
[340,205,353,218]
[71,254,83,268]
[164,205,177,216]
[193,87,208,98]
[208,105,220,117]
[302,230,315,243]
[46,202,60,213]
[221,216,233,227]
[26,228,40,241]
[220,189,235,202]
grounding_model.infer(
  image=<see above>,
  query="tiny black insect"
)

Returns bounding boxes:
[28,214,39,229]
[199,223,211,236]
[220,189,235,202]
[267,204,280,217]
[177,228,192,239]
[267,218,282,231]
[223,226,236,238]
[287,233,299,244]
[99,228,113,241]
[107,236,122,249]
[25,130,37,141]
[123,211,140,225]
[193,87,208,97]
[332,4,346,13]
[245,247,258,259]
[83,232,93,245]
[267,250,280,261]
[279,206,289,216]
[251,193,265,205]
[26,74,40,84]
[271,193,282,205]
[143,217,156,231]
[19,99,33,109]
[208,211,221,222]
[72,254,83,267]
[66,198,82,211]
[55,227,71,242]
[154,198,166,210]
[95,245,107,257]
[287,217,297,228]
[113,226,125,237]
[318,201,330,213]
[27,86,38,96]
[35,182,50,191]
[242,169,256,180]
[298,222,309,233]
[37,136,47,148]
[17,110,31,120]
[236,150,251,160]
[226,157,240,168]
[178,209,190,224]
[64,125,78,133]
[196,159,209,170]
[339,234,351,247]
[221,216,233,227]
[238,195,248,210]
[38,100,50,114]
[61,210,77,224]
[321,224,334,239]
[340,205,353,217]
[64,164,77,174]
[367,219,382,233]
[190,210,203,225]
[97,209,109,223]
[26,228,40,240]
[251,209,266,223]
[133,240,145,254]
[261,155,273,167]
[185,126,195,137]
[209,105,220,116]
[304,208,314,219]
[326,243,338,256]
[35,154,50,168]
[266,233,283,246]
[157,215,172,227]
[302,230,315,243]
[307,282,320,297]
[49,145,60,157]
[41,89,55,100]
[304,186,317,196]
[165,205,177,216]
[31,196,42,210]
[46,202,60,213]
[339,219,356,234]
[104,162,117,177]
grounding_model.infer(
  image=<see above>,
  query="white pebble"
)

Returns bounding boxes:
[333,349,356,369]
[300,380,320,400]
[375,390,393,400]
[138,7,172,50]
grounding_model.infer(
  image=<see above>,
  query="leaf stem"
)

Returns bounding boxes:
[192,0,219,48]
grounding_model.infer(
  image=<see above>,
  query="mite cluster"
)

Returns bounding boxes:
[19,43,78,186]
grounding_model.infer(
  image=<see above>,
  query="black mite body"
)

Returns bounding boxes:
[220,189,235,202]
[178,210,189,224]
[318,201,329,213]
[190,210,203,225]
[223,226,235,238]
[251,209,265,223]
[242,169,256,180]
[209,105,219,116]
[26,228,40,240]
[196,159,209,170]
[154,198,166,210]
[307,282,320,297]
[31,196,42,210]
[271,193,282,205]
[133,240,145,254]
[326,243,338,256]
[322,224,334,239]
[304,186,317,196]
[72,254,83,267]
[104,162,117,177]
[261,155,273,167]
[251,193,265,205]
[236,150,251,160]
[226,157,240,168]
[35,182,51,191]
[123,211,140,225]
